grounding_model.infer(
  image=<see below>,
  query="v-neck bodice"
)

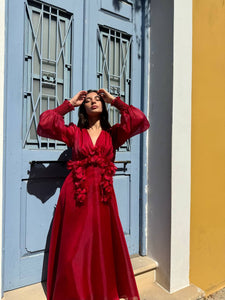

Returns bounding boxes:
[71,127,115,163]
[85,128,103,148]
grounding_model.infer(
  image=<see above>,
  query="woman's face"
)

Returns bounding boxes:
[83,92,103,117]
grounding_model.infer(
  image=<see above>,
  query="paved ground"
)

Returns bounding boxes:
[205,287,225,299]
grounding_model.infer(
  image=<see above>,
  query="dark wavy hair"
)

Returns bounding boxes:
[77,89,111,130]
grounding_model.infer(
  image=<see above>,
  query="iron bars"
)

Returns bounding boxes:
[23,0,73,149]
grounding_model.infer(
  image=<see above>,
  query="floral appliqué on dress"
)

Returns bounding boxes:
[67,146,117,206]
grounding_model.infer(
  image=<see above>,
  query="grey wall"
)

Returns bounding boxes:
[147,0,174,291]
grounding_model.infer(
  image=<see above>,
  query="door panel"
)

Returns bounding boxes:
[24,183,60,253]
[85,0,143,253]
[100,0,133,21]
[4,0,83,291]
[114,175,131,235]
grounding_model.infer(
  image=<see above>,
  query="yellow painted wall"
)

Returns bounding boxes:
[191,0,225,295]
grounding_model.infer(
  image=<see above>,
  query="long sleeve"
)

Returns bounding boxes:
[37,100,76,147]
[110,97,150,150]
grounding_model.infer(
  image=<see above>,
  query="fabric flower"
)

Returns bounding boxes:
[74,166,84,180]
[67,150,117,205]
[76,187,87,206]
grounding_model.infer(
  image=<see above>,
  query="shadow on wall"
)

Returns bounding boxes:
[26,148,72,288]
[112,0,150,12]
[112,0,150,31]
[27,148,72,203]
[41,217,52,293]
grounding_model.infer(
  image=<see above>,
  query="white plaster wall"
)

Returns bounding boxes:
[148,0,192,292]
[170,0,192,293]
[0,0,5,297]
[148,0,174,290]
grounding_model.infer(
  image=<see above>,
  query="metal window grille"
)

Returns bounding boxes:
[97,26,132,151]
[23,0,73,149]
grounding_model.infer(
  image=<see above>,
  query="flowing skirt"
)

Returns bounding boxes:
[47,166,140,300]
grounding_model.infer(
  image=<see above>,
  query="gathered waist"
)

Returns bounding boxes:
[67,155,116,171]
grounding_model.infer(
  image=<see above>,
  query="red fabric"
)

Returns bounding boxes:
[110,97,150,150]
[37,98,150,300]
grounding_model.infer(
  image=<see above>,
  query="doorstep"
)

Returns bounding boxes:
[131,255,158,276]
[2,255,204,300]
[139,282,205,300]
[2,255,157,300]
[2,282,205,300]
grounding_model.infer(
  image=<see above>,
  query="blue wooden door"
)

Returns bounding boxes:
[84,0,143,255]
[4,0,144,291]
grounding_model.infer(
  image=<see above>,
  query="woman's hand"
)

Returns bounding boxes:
[69,90,87,107]
[98,88,115,104]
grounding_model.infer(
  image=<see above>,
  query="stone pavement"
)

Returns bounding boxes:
[205,287,225,300]
[3,281,205,300]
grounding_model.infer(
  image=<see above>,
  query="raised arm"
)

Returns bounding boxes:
[110,97,150,149]
[37,90,87,147]
[98,88,150,150]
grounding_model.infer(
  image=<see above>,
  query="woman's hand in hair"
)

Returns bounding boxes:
[69,90,87,107]
[98,88,115,104]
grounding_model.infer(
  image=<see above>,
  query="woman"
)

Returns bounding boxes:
[37,88,150,300]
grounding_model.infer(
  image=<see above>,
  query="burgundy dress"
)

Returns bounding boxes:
[37,97,150,300]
